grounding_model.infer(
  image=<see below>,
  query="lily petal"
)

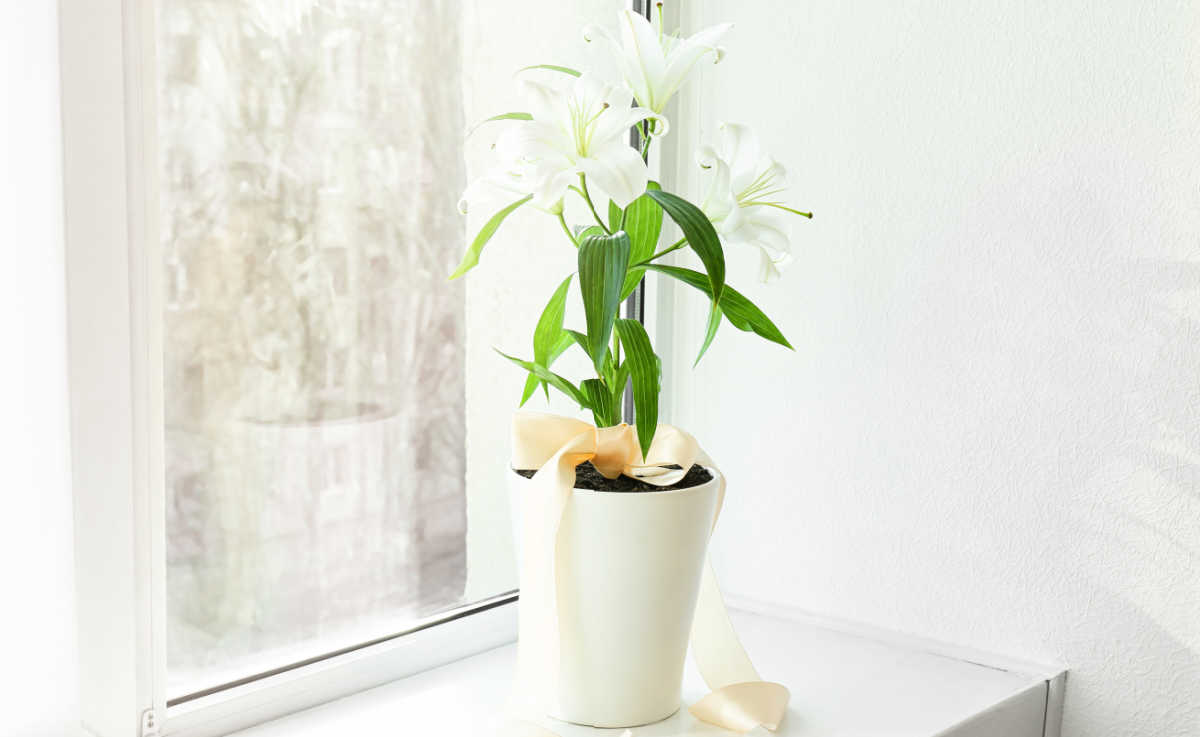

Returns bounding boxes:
[726,208,792,281]
[459,166,533,214]
[527,166,577,212]
[579,139,649,209]
[495,120,571,163]
[717,122,766,195]
[759,248,792,282]
[591,105,664,147]
[697,145,735,223]
[583,22,650,108]
[617,9,668,110]
[518,78,572,138]
[659,23,733,106]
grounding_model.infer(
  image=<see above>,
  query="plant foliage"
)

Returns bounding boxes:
[450,8,812,453]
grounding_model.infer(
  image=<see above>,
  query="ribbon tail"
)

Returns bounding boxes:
[686,446,790,733]
[689,680,791,733]
[686,560,790,731]
[691,558,761,686]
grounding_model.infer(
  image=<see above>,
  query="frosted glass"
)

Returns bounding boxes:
[157,0,480,697]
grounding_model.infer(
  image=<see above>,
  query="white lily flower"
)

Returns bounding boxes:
[584,7,732,114]
[457,165,540,215]
[482,74,663,210]
[697,123,809,282]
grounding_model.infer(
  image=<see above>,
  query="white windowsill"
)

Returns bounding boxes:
[226,603,1066,737]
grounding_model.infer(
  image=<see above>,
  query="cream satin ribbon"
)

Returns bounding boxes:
[510,412,789,734]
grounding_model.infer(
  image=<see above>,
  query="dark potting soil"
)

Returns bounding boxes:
[514,461,713,492]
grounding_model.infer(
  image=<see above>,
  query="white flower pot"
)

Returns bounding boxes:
[508,467,722,728]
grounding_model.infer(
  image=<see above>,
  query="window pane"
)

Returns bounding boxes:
[157,0,489,696]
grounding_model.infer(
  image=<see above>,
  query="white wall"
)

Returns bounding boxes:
[663,3,1200,736]
[0,2,82,736]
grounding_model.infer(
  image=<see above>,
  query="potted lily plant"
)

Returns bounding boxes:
[452,6,809,731]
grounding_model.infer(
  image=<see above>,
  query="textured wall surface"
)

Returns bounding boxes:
[662,3,1200,736]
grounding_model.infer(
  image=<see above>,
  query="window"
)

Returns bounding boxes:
[62,0,647,734]
[155,0,487,701]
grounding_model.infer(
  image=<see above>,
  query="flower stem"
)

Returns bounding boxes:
[557,212,578,246]
[578,175,611,234]
[634,237,687,266]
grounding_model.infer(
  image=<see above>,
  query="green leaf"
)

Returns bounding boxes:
[578,231,631,371]
[533,275,572,365]
[644,264,793,350]
[520,331,577,405]
[573,224,606,240]
[582,379,619,427]
[611,361,632,413]
[618,182,663,300]
[495,349,589,408]
[563,326,616,394]
[518,63,582,77]
[608,200,622,232]
[695,302,722,367]
[626,182,663,261]
[621,269,645,302]
[646,189,724,305]
[449,194,533,280]
[614,319,660,459]
[520,373,541,407]
[564,329,590,353]
[577,226,607,244]
[465,111,532,138]
[621,274,644,304]
[549,331,576,359]
[519,277,574,406]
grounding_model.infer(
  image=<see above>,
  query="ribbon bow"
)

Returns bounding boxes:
[510,412,789,734]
